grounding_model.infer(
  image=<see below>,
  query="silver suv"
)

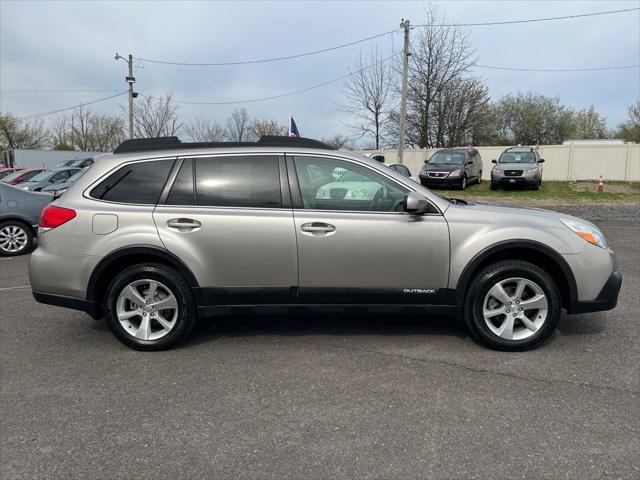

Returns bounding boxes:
[29,136,621,351]
[491,146,544,190]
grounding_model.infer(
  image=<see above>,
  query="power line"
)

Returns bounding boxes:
[139,29,399,66]
[137,7,638,67]
[165,52,400,106]
[18,92,127,120]
[1,89,122,94]
[474,64,640,72]
[413,7,639,28]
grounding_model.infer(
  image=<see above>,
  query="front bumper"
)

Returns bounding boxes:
[567,270,622,314]
[419,175,463,188]
[492,170,539,187]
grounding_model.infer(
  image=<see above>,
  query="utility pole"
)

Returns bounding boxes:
[398,19,410,163]
[115,53,137,139]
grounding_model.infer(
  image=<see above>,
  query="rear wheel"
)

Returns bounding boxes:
[464,260,561,351]
[0,221,33,257]
[104,263,197,350]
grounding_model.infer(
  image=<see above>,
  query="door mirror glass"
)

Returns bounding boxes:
[404,191,429,214]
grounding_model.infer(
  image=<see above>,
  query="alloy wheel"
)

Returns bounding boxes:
[482,277,548,341]
[116,279,179,341]
[0,225,28,254]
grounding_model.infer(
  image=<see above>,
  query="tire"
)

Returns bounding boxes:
[0,220,33,257]
[104,263,197,351]
[463,260,561,351]
[477,172,482,184]
[490,182,498,191]
[532,181,540,191]
[459,175,467,190]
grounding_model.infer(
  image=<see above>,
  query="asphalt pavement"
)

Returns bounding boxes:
[1,208,638,479]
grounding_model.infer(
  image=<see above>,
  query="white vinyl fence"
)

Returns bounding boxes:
[362,144,640,181]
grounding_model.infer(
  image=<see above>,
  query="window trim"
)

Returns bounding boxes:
[287,153,441,216]
[84,157,177,206]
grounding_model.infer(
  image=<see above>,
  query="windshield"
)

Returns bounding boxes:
[29,170,57,182]
[428,152,465,165]
[499,152,536,164]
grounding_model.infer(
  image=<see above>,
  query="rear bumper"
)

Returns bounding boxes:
[32,290,99,319]
[567,270,622,314]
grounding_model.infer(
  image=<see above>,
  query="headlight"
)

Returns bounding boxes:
[525,167,538,174]
[448,169,461,178]
[560,218,608,249]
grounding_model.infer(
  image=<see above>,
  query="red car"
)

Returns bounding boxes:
[0,168,45,185]
[0,167,25,181]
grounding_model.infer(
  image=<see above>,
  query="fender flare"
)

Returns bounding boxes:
[455,239,578,307]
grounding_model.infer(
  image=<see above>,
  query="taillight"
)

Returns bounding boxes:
[40,205,76,229]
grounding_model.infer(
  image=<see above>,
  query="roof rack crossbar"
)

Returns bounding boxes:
[113,136,334,154]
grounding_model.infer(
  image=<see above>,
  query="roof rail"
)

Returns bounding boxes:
[113,135,335,154]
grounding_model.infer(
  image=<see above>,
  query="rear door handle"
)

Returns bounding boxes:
[167,218,201,231]
[301,222,336,235]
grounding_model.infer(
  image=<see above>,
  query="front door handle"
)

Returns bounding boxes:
[167,218,201,231]
[301,222,336,235]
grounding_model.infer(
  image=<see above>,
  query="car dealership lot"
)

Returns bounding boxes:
[1,206,638,479]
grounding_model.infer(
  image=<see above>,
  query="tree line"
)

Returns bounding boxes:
[341,7,640,149]
[1,7,639,153]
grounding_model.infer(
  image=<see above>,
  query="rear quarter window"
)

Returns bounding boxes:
[90,159,174,204]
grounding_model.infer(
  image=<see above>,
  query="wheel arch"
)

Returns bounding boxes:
[87,245,201,317]
[455,240,578,310]
[0,215,37,236]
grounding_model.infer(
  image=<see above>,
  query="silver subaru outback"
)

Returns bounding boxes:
[29,136,621,351]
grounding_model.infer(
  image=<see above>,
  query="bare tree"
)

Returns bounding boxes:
[0,112,49,151]
[340,47,393,149]
[432,77,491,147]
[133,94,182,138]
[184,117,226,142]
[404,6,477,148]
[225,108,253,141]
[250,118,287,138]
[49,107,125,152]
[321,134,356,150]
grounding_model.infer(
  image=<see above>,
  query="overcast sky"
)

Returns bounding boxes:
[1,0,639,142]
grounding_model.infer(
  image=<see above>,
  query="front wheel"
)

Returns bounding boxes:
[0,221,33,257]
[459,175,467,190]
[104,263,197,350]
[477,172,482,184]
[464,260,561,351]
[490,182,498,191]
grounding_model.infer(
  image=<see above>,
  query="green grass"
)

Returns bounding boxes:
[433,181,640,205]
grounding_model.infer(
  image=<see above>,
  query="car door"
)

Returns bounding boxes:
[153,154,298,306]
[288,155,450,305]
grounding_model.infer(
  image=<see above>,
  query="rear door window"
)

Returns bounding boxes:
[90,159,174,204]
[195,155,281,208]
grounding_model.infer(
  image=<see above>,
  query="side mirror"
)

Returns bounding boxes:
[491,159,497,164]
[404,191,429,214]
[538,159,545,163]
[467,161,473,165]
[373,155,385,163]
[424,159,429,163]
